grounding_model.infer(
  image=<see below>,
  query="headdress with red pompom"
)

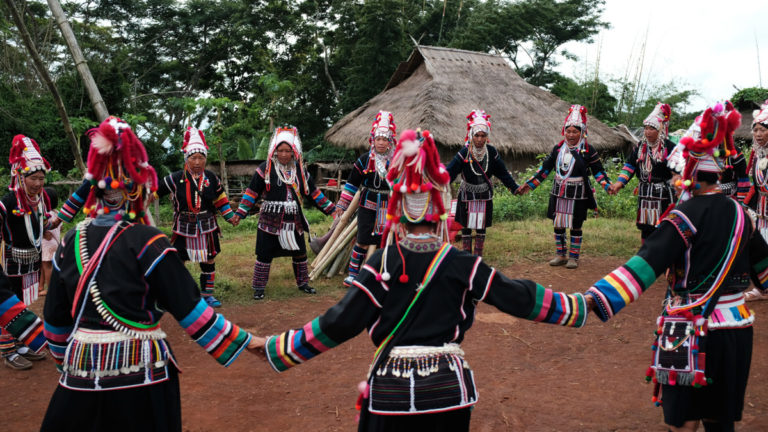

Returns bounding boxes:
[8,134,52,216]
[182,127,209,161]
[464,109,491,146]
[562,104,588,137]
[264,126,310,196]
[375,129,451,283]
[643,102,672,139]
[364,111,396,173]
[81,116,158,224]
[668,101,741,203]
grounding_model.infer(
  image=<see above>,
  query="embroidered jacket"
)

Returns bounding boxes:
[446,145,520,201]
[337,153,390,212]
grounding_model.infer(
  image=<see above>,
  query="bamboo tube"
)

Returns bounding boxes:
[311,219,357,278]
[311,222,357,280]
[363,244,377,265]
[327,239,354,278]
[312,190,361,267]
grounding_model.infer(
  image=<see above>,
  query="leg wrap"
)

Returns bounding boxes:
[252,259,272,296]
[199,262,216,296]
[348,244,368,278]
[473,230,486,257]
[0,331,15,356]
[293,256,310,288]
[569,230,583,260]
[461,229,473,252]
[554,228,566,257]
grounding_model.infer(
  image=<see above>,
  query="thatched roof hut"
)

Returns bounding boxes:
[735,108,756,144]
[325,45,634,168]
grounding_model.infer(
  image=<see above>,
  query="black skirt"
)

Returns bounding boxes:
[41,365,182,432]
[455,198,494,229]
[171,230,221,261]
[358,405,471,432]
[357,207,383,245]
[661,326,753,427]
[255,229,307,259]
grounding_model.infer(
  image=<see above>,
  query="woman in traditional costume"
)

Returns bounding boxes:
[41,117,253,430]
[611,102,677,240]
[517,105,612,268]
[743,100,768,301]
[249,129,589,432]
[0,135,55,370]
[151,127,236,307]
[446,109,519,256]
[233,126,335,299]
[585,102,767,432]
[335,111,395,286]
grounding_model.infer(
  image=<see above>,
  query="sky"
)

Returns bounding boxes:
[555,1,768,111]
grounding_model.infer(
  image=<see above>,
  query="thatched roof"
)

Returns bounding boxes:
[735,108,755,142]
[325,45,634,157]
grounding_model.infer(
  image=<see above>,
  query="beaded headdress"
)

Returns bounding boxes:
[562,104,588,137]
[182,127,209,160]
[365,111,396,173]
[464,109,491,146]
[643,102,672,139]
[81,116,158,224]
[264,126,309,195]
[8,135,52,215]
[376,129,451,283]
[753,99,768,129]
[668,101,741,200]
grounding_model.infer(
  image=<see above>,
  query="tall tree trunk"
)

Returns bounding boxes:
[5,0,86,174]
[46,0,109,121]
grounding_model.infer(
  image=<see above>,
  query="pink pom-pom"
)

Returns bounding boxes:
[399,274,409,283]
[424,213,433,222]
[375,273,382,282]
[713,102,724,113]
[421,182,433,192]
[114,213,123,221]
[357,380,370,398]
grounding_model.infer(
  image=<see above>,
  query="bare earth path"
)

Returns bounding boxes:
[4,256,768,431]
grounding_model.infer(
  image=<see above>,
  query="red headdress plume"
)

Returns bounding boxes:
[81,116,158,224]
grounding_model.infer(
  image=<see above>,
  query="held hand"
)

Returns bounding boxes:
[229,215,240,227]
[585,294,596,313]
[48,214,62,229]
[333,207,344,219]
[146,193,156,205]
[515,184,530,195]
[247,336,267,358]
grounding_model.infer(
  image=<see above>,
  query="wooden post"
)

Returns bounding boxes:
[46,0,110,122]
[215,107,229,196]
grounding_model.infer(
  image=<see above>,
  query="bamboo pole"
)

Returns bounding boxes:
[47,0,109,121]
[327,240,353,278]
[363,244,377,265]
[311,190,360,267]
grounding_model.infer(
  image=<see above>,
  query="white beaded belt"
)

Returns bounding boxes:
[389,343,464,359]
[72,328,167,343]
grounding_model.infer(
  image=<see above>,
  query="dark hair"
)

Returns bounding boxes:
[696,171,719,185]
[44,186,59,208]
[565,125,582,132]
[405,221,437,230]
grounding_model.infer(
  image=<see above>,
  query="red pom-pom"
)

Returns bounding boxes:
[410,183,419,191]
[399,274,409,283]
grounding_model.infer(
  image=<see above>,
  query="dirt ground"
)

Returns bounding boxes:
[3,256,768,431]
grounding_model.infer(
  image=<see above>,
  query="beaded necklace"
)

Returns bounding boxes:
[639,139,666,181]
[184,167,205,213]
[274,159,297,187]
[22,198,44,250]
[468,145,488,176]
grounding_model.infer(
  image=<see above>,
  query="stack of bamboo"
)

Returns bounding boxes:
[309,191,360,281]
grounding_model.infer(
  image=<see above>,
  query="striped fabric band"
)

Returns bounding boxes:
[214,193,234,220]
[0,295,47,352]
[586,255,657,322]
[265,317,339,372]
[58,190,86,222]
[617,163,635,185]
[236,188,259,217]
[311,189,334,213]
[525,168,550,190]
[594,171,610,190]
[43,322,72,364]
[179,298,252,366]
[708,292,755,329]
[737,177,751,202]
[755,256,768,290]
[526,284,588,327]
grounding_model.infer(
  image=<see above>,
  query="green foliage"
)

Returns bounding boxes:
[550,74,617,123]
[731,87,768,110]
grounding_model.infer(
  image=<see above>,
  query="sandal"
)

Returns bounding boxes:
[744,287,768,302]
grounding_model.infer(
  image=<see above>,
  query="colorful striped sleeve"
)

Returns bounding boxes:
[179,298,252,366]
[468,255,587,328]
[737,176,751,203]
[43,322,72,365]
[336,183,358,211]
[265,317,340,372]
[0,294,47,353]
[617,162,636,185]
[236,188,259,218]
[58,179,91,222]
[213,192,234,220]
[310,188,335,215]
[586,255,658,321]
